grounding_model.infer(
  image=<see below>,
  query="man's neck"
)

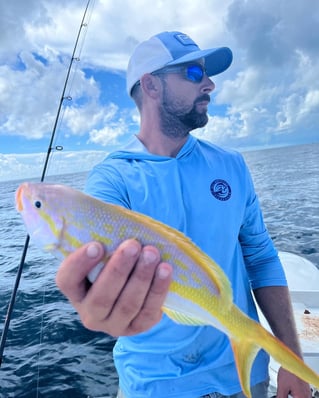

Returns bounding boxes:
[136,131,189,158]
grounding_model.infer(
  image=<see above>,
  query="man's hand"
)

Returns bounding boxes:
[277,367,312,397]
[254,286,312,397]
[56,239,172,336]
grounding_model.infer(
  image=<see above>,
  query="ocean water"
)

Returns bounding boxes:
[0,143,318,398]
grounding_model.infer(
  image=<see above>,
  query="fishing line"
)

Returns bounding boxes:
[43,0,96,178]
[35,281,48,398]
[0,0,95,368]
[40,0,95,181]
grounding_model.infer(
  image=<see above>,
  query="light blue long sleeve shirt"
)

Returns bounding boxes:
[85,135,287,398]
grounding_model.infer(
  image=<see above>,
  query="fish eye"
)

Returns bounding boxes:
[34,201,42,209]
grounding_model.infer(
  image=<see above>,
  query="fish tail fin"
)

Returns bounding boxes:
[255,322,319,389]
[227,307,319,397]
[230,337,259,398]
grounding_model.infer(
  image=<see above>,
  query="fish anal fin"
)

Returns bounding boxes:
[230,338,261,398]
[163,307,207,326]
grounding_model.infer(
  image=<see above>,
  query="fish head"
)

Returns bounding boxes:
[15,182,65,252]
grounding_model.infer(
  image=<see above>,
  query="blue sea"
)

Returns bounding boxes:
[0,143,318,397]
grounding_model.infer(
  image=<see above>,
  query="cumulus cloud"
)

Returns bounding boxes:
[220,0,319,145]
[0,0,318,180]
[0,51,67,138]
[0,150,107,182]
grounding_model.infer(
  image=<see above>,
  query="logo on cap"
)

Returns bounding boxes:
[175,33,196,46]
[210,179,231,201]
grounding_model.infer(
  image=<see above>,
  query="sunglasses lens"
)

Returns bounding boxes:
[186,65,204,82]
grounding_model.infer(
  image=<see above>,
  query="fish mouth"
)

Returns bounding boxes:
[16,184,25,212]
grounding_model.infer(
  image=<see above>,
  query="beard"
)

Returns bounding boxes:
[159,84,210,139]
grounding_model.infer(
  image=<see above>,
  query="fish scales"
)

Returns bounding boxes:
[15,182,319,398]
[78,188,220,298]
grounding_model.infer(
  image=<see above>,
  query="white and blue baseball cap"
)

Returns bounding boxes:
[127,31,233,96]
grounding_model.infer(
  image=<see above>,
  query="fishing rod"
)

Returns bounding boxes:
[0,0,94,367]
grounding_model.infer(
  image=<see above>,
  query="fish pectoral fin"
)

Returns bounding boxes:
[230,337,261,398]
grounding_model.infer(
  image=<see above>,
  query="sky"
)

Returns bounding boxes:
[0,0,318,181]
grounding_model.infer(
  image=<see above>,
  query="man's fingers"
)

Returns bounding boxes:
[127,262,172,335]
[83,239,143,324]
[104,246,171,336]
[56,239,172,336]
[56,242,105,305]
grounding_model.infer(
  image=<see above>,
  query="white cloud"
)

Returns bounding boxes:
[0,152,46,181]
[63,102,116,136]
[193,114,238,142]
[88,123,126,146]
[0,51,63,138]
[0,0,318,170]
[0,150,107,182]
[276,89,319,133]
[80,0,232,70]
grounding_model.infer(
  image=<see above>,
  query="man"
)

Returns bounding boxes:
[56,31,311,398]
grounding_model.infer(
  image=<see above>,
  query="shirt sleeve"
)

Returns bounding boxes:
[239,161,288,290]
[84,159,131,209]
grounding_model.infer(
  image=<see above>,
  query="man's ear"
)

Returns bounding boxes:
[140,74,161,98]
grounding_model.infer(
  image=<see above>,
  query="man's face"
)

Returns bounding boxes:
[158,63,215,138]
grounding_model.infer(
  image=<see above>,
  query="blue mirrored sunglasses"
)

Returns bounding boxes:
[153,63,207,83]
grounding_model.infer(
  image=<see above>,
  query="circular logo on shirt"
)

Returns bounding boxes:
[210,179,231,201]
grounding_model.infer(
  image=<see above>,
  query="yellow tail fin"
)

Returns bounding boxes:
[256,322,319,388]
[227,306,319,398]
[230,337,260,398]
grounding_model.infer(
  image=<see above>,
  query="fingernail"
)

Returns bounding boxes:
[86,243,101,259]
[142,250,157,264]
[123,242,139,257]
[157,265,171,280]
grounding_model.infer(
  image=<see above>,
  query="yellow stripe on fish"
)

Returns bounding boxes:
[15,182,319,398]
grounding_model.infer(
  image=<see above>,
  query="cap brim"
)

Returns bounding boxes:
[166,47,233,76]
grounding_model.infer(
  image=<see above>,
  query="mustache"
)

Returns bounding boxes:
[194,94,211,104]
